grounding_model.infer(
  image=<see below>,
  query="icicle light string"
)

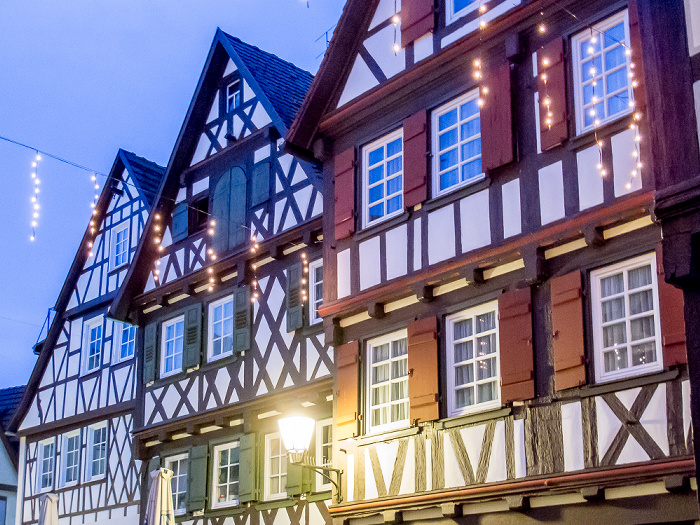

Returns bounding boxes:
[29,152,41,241]
[392,0,400,54]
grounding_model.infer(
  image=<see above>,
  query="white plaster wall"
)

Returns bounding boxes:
[337,249,352,298]
[538,161,565,225]
[428,205,456,265]
[359,237,381,290]
[460,189,490,252]
[501,179,521,238]
[577,145,605,210]
[612,128,642,197]
[385,225,408,280]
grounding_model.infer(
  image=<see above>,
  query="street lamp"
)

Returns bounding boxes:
[277,416,343,502]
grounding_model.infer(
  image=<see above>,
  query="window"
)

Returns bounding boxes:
[115,323,136,362]
[264,433,287,500]
[38,439,55,492]
[591,253,662,382]
[362,129,403,228]
[227,81,241,112]
[208,296,234,361]
[432,90,483,196]
[309,259,323,324]
[366,330,409,434]
[191,195,209,233]
[212,442,239,508]
[446,301,500,417]
[87,424,107,480]
[315,419,332,491]
[62,431,81,486]
[572,10,633,134]
[448,0,479,23]
[165,454,188,515]
[111,222,130,269]
[161,316,184,378]
[83,316,103,374]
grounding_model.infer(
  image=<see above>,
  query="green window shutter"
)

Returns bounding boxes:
[187,445,208,513]
[238,434,257,503]
[147,455,161,490]
[229,167,247,249]
[143,322,157,384]
[172,201,189,242]
[286,462,311,497]
[182,303,202,370]
[212,171,232,254]
[251,160,271,207]
[234,286,251,353]
[286,263,303,332]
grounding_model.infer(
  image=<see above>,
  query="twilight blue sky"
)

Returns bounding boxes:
[0,0,345,388]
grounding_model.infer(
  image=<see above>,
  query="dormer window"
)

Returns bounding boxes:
[227,80,241,112]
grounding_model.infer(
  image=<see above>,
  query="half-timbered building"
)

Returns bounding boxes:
[10,150,165,525]
[109,29,333,525]
[287,0,698,522]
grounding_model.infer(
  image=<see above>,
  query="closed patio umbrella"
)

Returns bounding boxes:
[143,468,175,525]
[38,493,58,525]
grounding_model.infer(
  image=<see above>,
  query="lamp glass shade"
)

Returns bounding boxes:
[278,416,315,454]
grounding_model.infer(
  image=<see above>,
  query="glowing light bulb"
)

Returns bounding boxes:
[91,175,96,181]
[31,221,37,227]
[210,220,216,227]
[32,162,37,168]
[539,24,546,33]
[393,42,400,53]
[392,14,400,24]
[477,98,485,107]
[30,235,35,241]
[541,73,547,81]
[208,228,214,235]
[587,45,595,55]
[156,260,161,266]
[31,172,36,179]
[155,214,161,220]
[601,169,608,176]
[542,58,550,67]
[482,86,489,94]
[35,154,42,161]
[208,286,214,292]
[479,4,486,13]
[625,48,632,56]
[598,140,604,148]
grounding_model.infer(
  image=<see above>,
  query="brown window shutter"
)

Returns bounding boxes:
[334,148,355,240]
[335,341,360,440]
[481,61,514,172]
[401,0,434,48]
[537,38,568,151]
[498,288,534,403]
[627,0,646,110]
[403,109,428,208]
[551,271,586,390]
[657,248,687,367]
[407,316,439,423]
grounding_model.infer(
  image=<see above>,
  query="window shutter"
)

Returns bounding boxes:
[143,322,157,384]
[171,201,189,242]
[335,341,360,440]
[147,455,160,490]
[212,171,232,254]
[401,0,434,48]
[657,249,687,366]
[234,286,251,353]
[286,461,311,497]
[551,271,586,390]
[404,109,428,208]
[229,167,247,249]
[498,288,535,403]
[407,316,439,423]
[251,160,271,207]
[537,38,568,151]
[334,148,355,240]
[187,445,208,513]
[238,433,257,503]
[286,262,304,332]
[182,303,202,370]
[481,62,514,171]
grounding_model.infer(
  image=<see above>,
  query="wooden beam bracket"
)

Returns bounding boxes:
[505,495,530,512]
[367,302,385,319]
[413,284,434,303]
[581,485,605,501]
[582,225,605,247]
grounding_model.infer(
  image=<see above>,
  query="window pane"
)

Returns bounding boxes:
[460,117,480,140]
[391,380,407,401]
[604,23,625,48]
[392,338,407,357]
[391,359,407,379]
[369,165,384,185]
[454,341,473,363]
[454,319,472,340]
[628,265,652,289]
[456,386,474,408]
[605,45,626,70]
[387,157,402,177]
[477,381,496,402]
[387,138,402,157]
[440,148,458,171]
[584,101,605,127]
[369,184,384,204]
[629,290,653,315]
[583,82,604,105]
[373,364,390,384]
[606,68,628,94]
[601,273,624,297]
[461,159,482,182]
[477,356,496,380]
[373,343,389,362]
[460,99,479,119]
[440,128,458,150]
[602,297,625,322]
[631,342,656,366]
[440,169,459,191]
[582,55,602,82]
[461,138,481,161]
[439,109,458,130]
[630,316,655,341]
[580,38,601,57]
[476,334,496,356]
[368,203,383,222]
[608,94,629,116]
[386,195,402,214]
[368,147,384,166]
[386,175,402,196]
[455,364,473,386]
[475,312,495,333]
[603,322,627,347]
[604,348,628,372]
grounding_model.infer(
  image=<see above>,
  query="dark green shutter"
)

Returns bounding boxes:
[172,201,189,242]
[212,171,232,254]
[251,161,271,207]
[286,263,303,332]
[238,433,257,503]
[147,455,161,489]
[234,286,251,353]
[229,167,247,249]
[182,303,202,370]
[143,322,157,384]
[187,445,208,512]
[286,462,311,497]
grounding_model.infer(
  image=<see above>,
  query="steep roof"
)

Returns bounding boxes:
[121,150,166,206]
[0,386,24,431]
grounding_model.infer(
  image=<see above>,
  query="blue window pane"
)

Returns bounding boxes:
[368,147,384,166]
[460,117,480,140]
[605,45,626,70]
[608,94,629,116]
[176,322,184,337]
[386,195,402,214]
[440,169,459,191]
[439,128,458,151]
[462,158,482,182]
[583,82,604,105]
[174,352,182,370]
[386,175,402,196]
[580,38,600,57]
[386,138,402,157]
[223,318,233,336]
[584,101,605,127]
[461,138,481,161]
[606,68,628,94]
[369,165,384,185]
[604,23,625,48]
[214,307,222,322]
[439,109,458,130]
[453,0,475,12]
[224,301,233,317]
[582,56,602,82]
[440,148,458,171]
[369,184,384,204]
[460,99,479,120]
[387,156,402,176]
[369,203,384,222]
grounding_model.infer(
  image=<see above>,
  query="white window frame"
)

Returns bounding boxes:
[160,315,185,378]
[226,80,241,112]
[113,322,136,364]
[208,295,234,362]
[315,419,333,492]
[366,329,410,435]
[61,430,81,487]
[264,433,287,501]
[362,129,404,229]
[591,253,663,383]
[86,423,107,481]
[431,89,484,198]
[446,301,501,417]
[211,441,240,509]
[309,259,323,325]
[82,315,104,375]
[572,10,633,135]
[447,0,480,24]
[110,221,130,270]
[37,438,55,493]
[165,453,188,515]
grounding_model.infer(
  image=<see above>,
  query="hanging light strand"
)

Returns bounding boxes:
[29,152,41,241]
[392,0,400,54]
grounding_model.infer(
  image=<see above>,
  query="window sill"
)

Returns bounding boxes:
[112,354,135,366]
[206,351,235,365]
[255,498,296,510]
[566,114,634,152]
[557,368,679,401]
[203,504,247,519]
[434,406,512,430]
[307,490,332,502]
[355,211,410,242]
[80,367,102,380]
[422,176,490,213]
[356,425,421,446]
[199,353,240,373]
[108,262,129,275]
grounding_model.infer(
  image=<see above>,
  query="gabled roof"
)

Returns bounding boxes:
[121,150,166,206]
